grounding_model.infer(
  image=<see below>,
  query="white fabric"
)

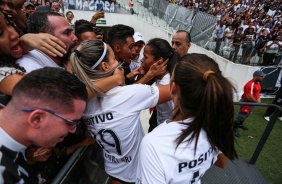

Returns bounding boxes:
[83,84,159,182]
[0,67,23,82]
[224,27,234,38]
[0,127,27,184]
[16,50,64,73]
[265,41,279,54]
[130,54,143,71]
[136,118,219,184]
[91,42,107,69]
[155,73,173,125]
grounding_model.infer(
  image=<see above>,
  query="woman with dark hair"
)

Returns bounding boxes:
[70,39,171,184]
[136,53,238,183]
[0,9,71,104]
[141,38,178,131]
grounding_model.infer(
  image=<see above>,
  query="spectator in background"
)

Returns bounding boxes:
[233,70,266,138]
[51,1,64,16]
[130,32,145,71]
[23,2,35,19]
[212,21,225,55]
[75,20,104,41]
[224,25,235,46]
[255,29,268,65]
[229,27,245,62]
[241,26,256,64]
[128,0,134,15]
[171,30,191,58]
[262,35,281,66]
[66,11,74,29]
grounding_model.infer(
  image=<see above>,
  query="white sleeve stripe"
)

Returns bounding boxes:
[250,82,254,95]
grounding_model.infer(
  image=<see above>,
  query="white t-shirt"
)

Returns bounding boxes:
[83,84,159,182]
[16,50,64,73]
[224,27,234,38]
[130,54,143,71]
[136,118,219,184]
[155,73,173,125]
[265,41,280,54]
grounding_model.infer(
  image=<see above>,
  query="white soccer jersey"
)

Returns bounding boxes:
[83,84,159,182]
[16,50,64,73]
[136,118,219,184]
[155,73,173,125]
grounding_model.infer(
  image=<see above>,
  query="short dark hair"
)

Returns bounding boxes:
[11,67,88,113]
[75,22,94,39]
[74,19,91,28]
[176,30,191,43]
[108,24,134,48]
[27,11,61,33]
[66,11,73,17]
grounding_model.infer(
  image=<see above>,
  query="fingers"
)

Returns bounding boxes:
[39,33,66,57]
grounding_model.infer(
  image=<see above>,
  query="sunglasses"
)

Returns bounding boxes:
[22,108,81,129]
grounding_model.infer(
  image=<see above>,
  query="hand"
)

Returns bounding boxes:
[113,67,125,86]
[147,59,168,79]
[80,136,95,147]
[126,66,141,80]
[91,7,105,23]
[20,33,66,57]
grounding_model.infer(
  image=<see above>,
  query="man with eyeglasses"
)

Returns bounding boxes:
[0,67,88,183]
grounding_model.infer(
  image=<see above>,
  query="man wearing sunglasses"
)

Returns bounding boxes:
[0,67,88,183]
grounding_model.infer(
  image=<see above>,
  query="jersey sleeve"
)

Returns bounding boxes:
[136,135,165,184]
[0,67,23,82]
[16,58,42,74]
[128,85,159,112]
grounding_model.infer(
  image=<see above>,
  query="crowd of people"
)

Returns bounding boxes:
[4,0,277,183]
[165,0,282,65]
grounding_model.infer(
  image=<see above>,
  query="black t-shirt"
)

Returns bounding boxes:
[233,33,246,44]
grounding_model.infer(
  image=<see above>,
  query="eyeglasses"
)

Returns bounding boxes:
[22,108,81,128]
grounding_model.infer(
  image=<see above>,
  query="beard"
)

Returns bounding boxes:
[60,42,77,63]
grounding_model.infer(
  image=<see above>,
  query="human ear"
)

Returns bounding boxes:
[27,110,45,129]
[114,43,120,53]
[170,81,178,97]
[100,61,109,71]
[187,42,191,49]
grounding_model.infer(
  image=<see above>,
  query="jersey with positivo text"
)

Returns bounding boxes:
[136,118,219,184]
[83,84,159,182]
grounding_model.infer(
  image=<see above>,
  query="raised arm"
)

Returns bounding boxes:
[88,67,124,99]
[20,33,66,57]
[90,7,105,25]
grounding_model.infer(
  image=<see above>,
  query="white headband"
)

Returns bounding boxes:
[91,42,107,69]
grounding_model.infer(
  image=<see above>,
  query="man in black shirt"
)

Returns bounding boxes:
[229,27,246,62]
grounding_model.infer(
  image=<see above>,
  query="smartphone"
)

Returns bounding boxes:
[97,3,103,11]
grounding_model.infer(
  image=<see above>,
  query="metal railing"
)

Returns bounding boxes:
[234,102,282,165]
[50,102,281,183]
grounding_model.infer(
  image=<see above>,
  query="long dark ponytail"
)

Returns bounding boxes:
[173,53,238,160]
